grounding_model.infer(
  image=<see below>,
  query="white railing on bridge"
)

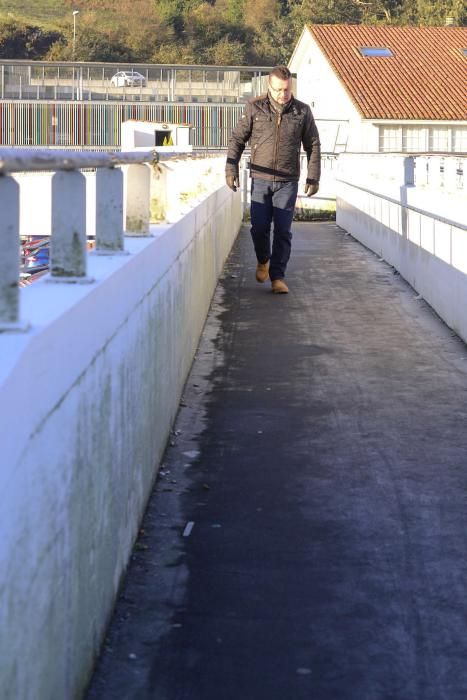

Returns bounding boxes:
[336,152,465,193]
[336,152,467,343]
[0,148,224,330]
[0,146,240,700]
[0,148,157,330]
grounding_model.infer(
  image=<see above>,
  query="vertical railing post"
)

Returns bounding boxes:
[415,156,429,187]
[403,156,415,186]
[149,163,167,223]
[0,175,27,330]
[428,156,444,189]
[125,164,151,235]
[241,159,249,216]
[95,167,126,253]
[49,170,93,282]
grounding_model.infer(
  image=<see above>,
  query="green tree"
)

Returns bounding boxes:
[395,0,466,23]
[47,27,133,61]
[151,41,198,63]
[0,19,62,59]
[292,0,362,25]
[248,15,302,63]
[416,0,466,24]
[206,36,247,64]
[243,0,281,27]
[216,0,247,24]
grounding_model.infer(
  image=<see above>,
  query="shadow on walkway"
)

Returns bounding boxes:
[87,222,467,700]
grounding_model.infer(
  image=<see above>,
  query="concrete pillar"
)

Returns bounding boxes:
[0,175,20,327]
[403,156,415,186]
[125,164,151,235]
[95,167,125,253]
[149,164,167,223]
[50,170,90,281]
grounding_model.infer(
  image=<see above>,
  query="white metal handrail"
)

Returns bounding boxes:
[0,147,160,331]
[0,147,158,174]
[335,177,467,231]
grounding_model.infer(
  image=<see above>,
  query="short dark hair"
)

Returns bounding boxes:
[269,65,291,81]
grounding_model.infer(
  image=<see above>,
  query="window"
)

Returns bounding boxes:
[359,47,394,57]
[380,125,466,153]
[429,127,450,152]
[452,127,467,152]
[402,127,427,152]
[379,126,402,152]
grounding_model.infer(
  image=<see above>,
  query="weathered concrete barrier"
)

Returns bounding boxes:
[336,153,467,342]
[0,183,241,699]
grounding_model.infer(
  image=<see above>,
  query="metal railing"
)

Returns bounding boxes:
[0,61,273,103]
[0,147,159,331]
[0,148,158,173]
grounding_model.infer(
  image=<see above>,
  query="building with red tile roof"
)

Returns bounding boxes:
[289,24,467,153]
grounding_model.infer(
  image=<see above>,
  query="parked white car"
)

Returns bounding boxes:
[110,70,146,87]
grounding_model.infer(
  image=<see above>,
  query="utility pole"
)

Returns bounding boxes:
[72,10,79,60]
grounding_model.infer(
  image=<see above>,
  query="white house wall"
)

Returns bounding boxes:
[289,27,467,154]
[290,29,365,152]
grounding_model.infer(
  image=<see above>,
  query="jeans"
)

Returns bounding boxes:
[250,178,298,280]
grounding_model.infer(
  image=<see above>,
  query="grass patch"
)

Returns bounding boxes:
[0,0,69,28]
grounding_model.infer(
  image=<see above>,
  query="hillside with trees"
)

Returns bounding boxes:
[0,0,465,64]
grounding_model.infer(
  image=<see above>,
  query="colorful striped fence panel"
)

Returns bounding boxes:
[0,101,245,148]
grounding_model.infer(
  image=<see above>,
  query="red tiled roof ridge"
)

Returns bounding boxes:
[304,24,467,120]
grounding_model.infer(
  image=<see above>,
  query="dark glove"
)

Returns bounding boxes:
[304,182,319,197]
[226,174,239,192]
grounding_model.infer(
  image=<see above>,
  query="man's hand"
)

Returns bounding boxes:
[304,182,319,197]
[226,174,239,192]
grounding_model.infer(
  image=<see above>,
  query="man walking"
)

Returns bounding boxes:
[225,65,321,294]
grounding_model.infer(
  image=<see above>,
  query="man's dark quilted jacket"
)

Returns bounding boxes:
[226,94,321,184]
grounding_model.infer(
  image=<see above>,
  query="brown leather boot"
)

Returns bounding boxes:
[271,279,289,294]
[256,261,270,283]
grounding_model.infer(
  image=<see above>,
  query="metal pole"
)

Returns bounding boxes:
[72,10,79,61]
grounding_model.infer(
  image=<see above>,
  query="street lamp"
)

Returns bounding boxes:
[72,10,79,60]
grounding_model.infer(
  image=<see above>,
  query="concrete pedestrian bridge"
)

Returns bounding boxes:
[0,148,466,699]
[88,222,467,700]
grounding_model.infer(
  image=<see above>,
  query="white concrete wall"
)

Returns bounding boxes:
[121,119,191,149]
[17,157,226,236]
[295,154,338,217]
[17,171,97,237]
[336,153,467,342]
[0,185,241,700]
[289,28,372,153]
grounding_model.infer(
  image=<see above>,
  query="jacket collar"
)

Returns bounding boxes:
[262,94,296,116]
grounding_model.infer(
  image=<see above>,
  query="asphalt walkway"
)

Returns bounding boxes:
[87,222,467,700]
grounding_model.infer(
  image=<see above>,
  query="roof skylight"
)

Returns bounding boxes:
[359,47,394,57]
